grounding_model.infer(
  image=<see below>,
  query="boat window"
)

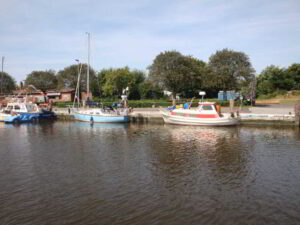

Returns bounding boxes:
[7,106,13,110]
[14,105,21,110]
[202,105,213,110]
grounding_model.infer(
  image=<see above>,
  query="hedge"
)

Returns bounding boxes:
[51,99,248,108]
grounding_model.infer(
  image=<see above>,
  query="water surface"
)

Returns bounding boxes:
[0,122,299,225]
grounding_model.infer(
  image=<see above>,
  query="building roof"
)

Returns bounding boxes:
[13,88,43,95]
[46,88,75,93]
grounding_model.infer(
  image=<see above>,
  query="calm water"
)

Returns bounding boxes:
[0,122,299,225]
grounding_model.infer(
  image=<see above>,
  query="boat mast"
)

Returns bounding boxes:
[73,60,82,108]
[86,32,90,101]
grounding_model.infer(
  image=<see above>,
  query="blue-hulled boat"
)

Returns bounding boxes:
[4,113,40,123]
[72,108,129,123]
[71,33,129,123]
[1,102,56,123]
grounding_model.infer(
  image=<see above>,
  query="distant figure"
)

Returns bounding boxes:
[68,106,70,114]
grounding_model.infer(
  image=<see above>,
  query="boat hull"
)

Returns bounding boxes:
[3,112,56,123]
[161,111,239,126]
[0,113,10,122]
[72,111,129,123]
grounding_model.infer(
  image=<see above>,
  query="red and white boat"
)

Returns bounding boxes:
[160,102,239,126]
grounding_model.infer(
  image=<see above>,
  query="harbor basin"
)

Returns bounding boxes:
[0,122,299,225]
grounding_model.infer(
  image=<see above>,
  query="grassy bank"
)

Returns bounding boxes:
[256,90,300,104]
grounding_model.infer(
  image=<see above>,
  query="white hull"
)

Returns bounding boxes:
[161,110,239,126]
[0,113,10,122]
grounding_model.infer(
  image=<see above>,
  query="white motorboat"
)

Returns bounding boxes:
[160,102,239,126]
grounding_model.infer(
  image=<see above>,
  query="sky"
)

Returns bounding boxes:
[1,0,300,83]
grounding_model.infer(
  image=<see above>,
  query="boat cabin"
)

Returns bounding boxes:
[197,102,221,117]
[168,102,222,119]
[162,101,238,126]
[198,102,220,112]
[4,102,40,114]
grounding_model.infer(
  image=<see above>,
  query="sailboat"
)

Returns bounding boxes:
[72,33,129,123]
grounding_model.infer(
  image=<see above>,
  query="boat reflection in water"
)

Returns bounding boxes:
[64,121,130,138]
[162,124,238,148]
[71,121,129,129]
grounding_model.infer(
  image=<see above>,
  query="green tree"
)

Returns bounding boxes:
[286,63,300,90]
[97,69,110,97]
[0,72,16,93]
[182,57,206,98]
[129,70,146,100]
[207,48,255,92]
[148,50,204,105]
[56,64,98,95]
[256,65,295,96]
[139,80,163,99]
[25,70,57,92]
[100,67,145,99]
[256,66,276,95]
[270,66,295,90]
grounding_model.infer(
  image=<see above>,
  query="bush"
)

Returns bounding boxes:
[257,90,288,100]
[52,101,73,108]
[128,99,230,108]
[291,90,300,96]
[51,98,234,108]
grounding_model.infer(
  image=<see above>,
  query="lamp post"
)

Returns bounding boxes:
[75,59,80,73]
[73,59,82,108]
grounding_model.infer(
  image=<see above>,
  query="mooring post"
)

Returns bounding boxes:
[295,100,300,127]
[229,99,234,117]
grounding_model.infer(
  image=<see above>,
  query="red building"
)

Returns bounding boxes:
[46,88,75,103]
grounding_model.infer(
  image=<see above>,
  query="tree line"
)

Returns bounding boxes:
[256,64,300,97]
[0,48,299,100]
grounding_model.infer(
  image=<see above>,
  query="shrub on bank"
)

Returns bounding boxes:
[52,101,73,108]
[257,90,288,100]
[126,99,232,108]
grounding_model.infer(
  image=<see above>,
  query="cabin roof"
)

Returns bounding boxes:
[198,102,216,105]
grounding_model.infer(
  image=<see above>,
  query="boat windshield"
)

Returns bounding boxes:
[202,105,214,110]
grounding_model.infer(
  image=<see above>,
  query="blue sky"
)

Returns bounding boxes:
[1,0,300,83]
